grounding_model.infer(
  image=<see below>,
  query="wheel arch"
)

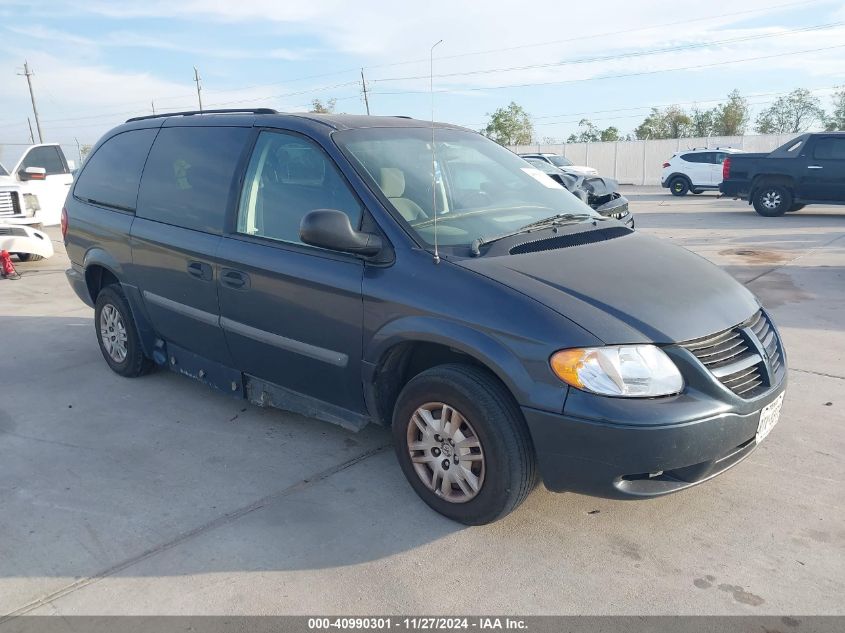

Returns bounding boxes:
[363,316,561,427]
[750,173,795,197]
[83,250,157,358]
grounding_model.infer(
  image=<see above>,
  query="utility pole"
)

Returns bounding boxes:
[193,66,203,112]
[151,100,156,114]
[360,68,371,115]
[26,118,35,144]
[18,61,43,143]
[74,137,82,164]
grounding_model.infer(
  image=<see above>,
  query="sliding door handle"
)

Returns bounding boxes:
[187,261,213,280]
[221,268,249,289]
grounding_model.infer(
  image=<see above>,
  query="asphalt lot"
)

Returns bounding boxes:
[1,188,843,616]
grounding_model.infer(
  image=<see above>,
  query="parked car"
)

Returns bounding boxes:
[0,143,75,226]
[65,110,787,524]
[523,158,633,227]
[720,133,845,216]
[662,147,745,196]
[518,152,598,177]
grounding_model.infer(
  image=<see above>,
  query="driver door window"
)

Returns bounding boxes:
[237,131,363,246]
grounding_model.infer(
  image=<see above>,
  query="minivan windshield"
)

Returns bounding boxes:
[335,127,596,247]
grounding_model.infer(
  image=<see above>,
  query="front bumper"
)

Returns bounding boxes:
[523,353,787,499]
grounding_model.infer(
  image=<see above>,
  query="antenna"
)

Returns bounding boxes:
[430,39,443,264]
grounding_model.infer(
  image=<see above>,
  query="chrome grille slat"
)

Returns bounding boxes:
[734,378,763,395]
[681,309,783,399]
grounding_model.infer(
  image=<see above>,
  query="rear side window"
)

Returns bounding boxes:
[680,153,704,163]
[137,126,250,234]
[813,137,845,160]
[74,129,158,211]
[21,145,68,175]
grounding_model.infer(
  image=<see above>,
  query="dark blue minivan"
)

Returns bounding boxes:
[64,110,787,524]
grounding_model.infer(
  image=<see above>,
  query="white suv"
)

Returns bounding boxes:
[661,147,744,196]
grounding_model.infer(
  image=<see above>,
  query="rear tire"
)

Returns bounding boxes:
[788,203,805,212]
[392,364,536,525]
[15,253,43,262]
[94,285,153,377]
[691,189,704,195]
[753,185,792,217]
[669,177,690,196]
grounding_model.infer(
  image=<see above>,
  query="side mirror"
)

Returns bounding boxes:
[19,166,46,181]
[300,209,383,257]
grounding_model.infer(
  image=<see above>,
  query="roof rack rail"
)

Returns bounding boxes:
[126,108,278,123]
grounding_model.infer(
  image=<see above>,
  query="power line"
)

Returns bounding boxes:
[368,44,845,96]
[363,0,823,71]
[372,21,844,83]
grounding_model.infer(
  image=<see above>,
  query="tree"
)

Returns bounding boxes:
[825,86,845,131]
[689,106,715,137]
[600,126,621,142]
[712,89,749,136]
[481,102,533,145]
[309,98,337,114]
[79,144,93,162]
[635,105,691,139]
[566,119,621,143]
[755,89,825,134]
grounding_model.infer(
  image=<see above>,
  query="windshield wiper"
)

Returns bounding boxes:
[469,213,599,256]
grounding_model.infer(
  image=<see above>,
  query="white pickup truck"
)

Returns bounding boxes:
[0,143,75,227]
[0,144,72,261]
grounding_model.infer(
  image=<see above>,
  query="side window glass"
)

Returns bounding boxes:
[237,131,363,246]
[813,138,845,160]
[21,146,66,175]
[137,126,250,234]
[680,153,700,163]
[73,129,158,210]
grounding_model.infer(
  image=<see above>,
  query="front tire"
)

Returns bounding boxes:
[669,177,690,196]
[753,185,792,217]
[788,203,805,212]
[392,364,536,525]
[94,285,153,377]
[691,189,704,195]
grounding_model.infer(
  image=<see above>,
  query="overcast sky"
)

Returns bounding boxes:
[1,0,844,162]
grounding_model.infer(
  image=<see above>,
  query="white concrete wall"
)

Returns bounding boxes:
[510,134,796,185]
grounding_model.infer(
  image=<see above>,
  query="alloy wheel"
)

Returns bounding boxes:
[99,304,128,363]
[762,190,782,210]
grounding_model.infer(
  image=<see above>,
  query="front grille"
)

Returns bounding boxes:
[0,191,22,217]
[680,310,784,398]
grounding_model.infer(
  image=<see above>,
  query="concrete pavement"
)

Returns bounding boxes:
[1,190,843,616]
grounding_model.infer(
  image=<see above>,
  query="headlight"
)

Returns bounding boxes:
[23,193,40,217]
[550,345,683,397]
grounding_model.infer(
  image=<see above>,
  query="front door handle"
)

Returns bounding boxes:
[807,165,824,169]
[221,268,249,289]
[187,261,213,280]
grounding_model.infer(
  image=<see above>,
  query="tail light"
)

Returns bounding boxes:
[722,157,731,181]
[61,206,68,240]
[662,162,671,168]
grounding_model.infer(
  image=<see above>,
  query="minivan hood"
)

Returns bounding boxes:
[458,231,759,344]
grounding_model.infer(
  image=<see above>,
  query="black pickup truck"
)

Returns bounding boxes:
[720,132,845,216]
